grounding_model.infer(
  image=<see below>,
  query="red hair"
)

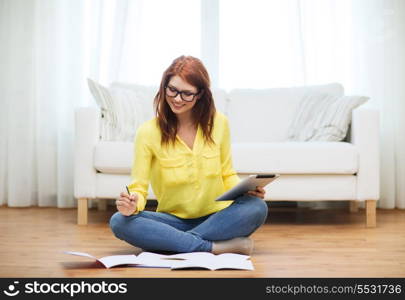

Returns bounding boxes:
[154,55,216,147]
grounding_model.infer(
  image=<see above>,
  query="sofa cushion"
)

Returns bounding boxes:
[94,141,358,175]
[286,93,368,142]
[232,142,358,174]
[226,83,344,143]
[87,79,158,142]
[94,141,133,174]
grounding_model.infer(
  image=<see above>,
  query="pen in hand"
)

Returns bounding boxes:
[125,186,135,203]
[117,185,137,216]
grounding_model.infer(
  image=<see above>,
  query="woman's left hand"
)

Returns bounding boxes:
[246,186,266,199]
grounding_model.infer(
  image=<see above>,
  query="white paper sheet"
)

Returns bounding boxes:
[64,250,254,270]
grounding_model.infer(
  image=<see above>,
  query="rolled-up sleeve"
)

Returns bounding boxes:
[220,117,241,192]
[128,125,152,214]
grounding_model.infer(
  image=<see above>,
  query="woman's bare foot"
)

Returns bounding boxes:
[211,237,253,255]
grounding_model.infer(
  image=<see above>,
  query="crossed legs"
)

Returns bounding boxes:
[109,194,268,253]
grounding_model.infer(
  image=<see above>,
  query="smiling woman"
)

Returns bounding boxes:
[109,55,268,255]
[154,56,216,147]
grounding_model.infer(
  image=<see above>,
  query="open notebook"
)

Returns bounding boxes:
[64,251,254,271]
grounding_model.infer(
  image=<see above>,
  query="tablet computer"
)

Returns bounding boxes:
[215,174,280,201]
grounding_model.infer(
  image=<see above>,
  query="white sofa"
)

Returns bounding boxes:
[74,83,379,227]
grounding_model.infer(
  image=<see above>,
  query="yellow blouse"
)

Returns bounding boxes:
[128,110,241,219]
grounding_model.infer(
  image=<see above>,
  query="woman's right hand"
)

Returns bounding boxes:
[116,192,138,216]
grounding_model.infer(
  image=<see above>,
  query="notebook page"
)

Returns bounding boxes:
[216,253,250,261]
[212,259,254,270]
[63,251,97,260]
[162,252,215,260]
[133,252,185,268]
[98,255,139,268]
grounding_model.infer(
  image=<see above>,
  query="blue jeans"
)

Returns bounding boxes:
[109,194,268,253]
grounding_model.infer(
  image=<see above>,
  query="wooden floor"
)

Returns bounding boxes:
[0,205,404,278]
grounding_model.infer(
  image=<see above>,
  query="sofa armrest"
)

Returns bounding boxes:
[350,107,380,200]
[74,107,100,199]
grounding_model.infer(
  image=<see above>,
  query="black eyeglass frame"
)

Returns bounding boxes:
[165,85,201,102]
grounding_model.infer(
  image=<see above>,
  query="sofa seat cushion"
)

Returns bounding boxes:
[232,142,358,174]
[94,141,133,174]
[94,141,358,175]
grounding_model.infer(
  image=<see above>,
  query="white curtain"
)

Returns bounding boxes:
[0,0,91,207]
[349,0,405,209]
[0,0,202,208]
[1,0,404,209]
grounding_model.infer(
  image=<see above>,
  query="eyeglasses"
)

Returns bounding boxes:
[165,85,200,102]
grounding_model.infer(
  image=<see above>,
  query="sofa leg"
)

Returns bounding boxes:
[78,198,88,225]
[97,199,107,211]
[366,200,377,228]
[349,200,359,213]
